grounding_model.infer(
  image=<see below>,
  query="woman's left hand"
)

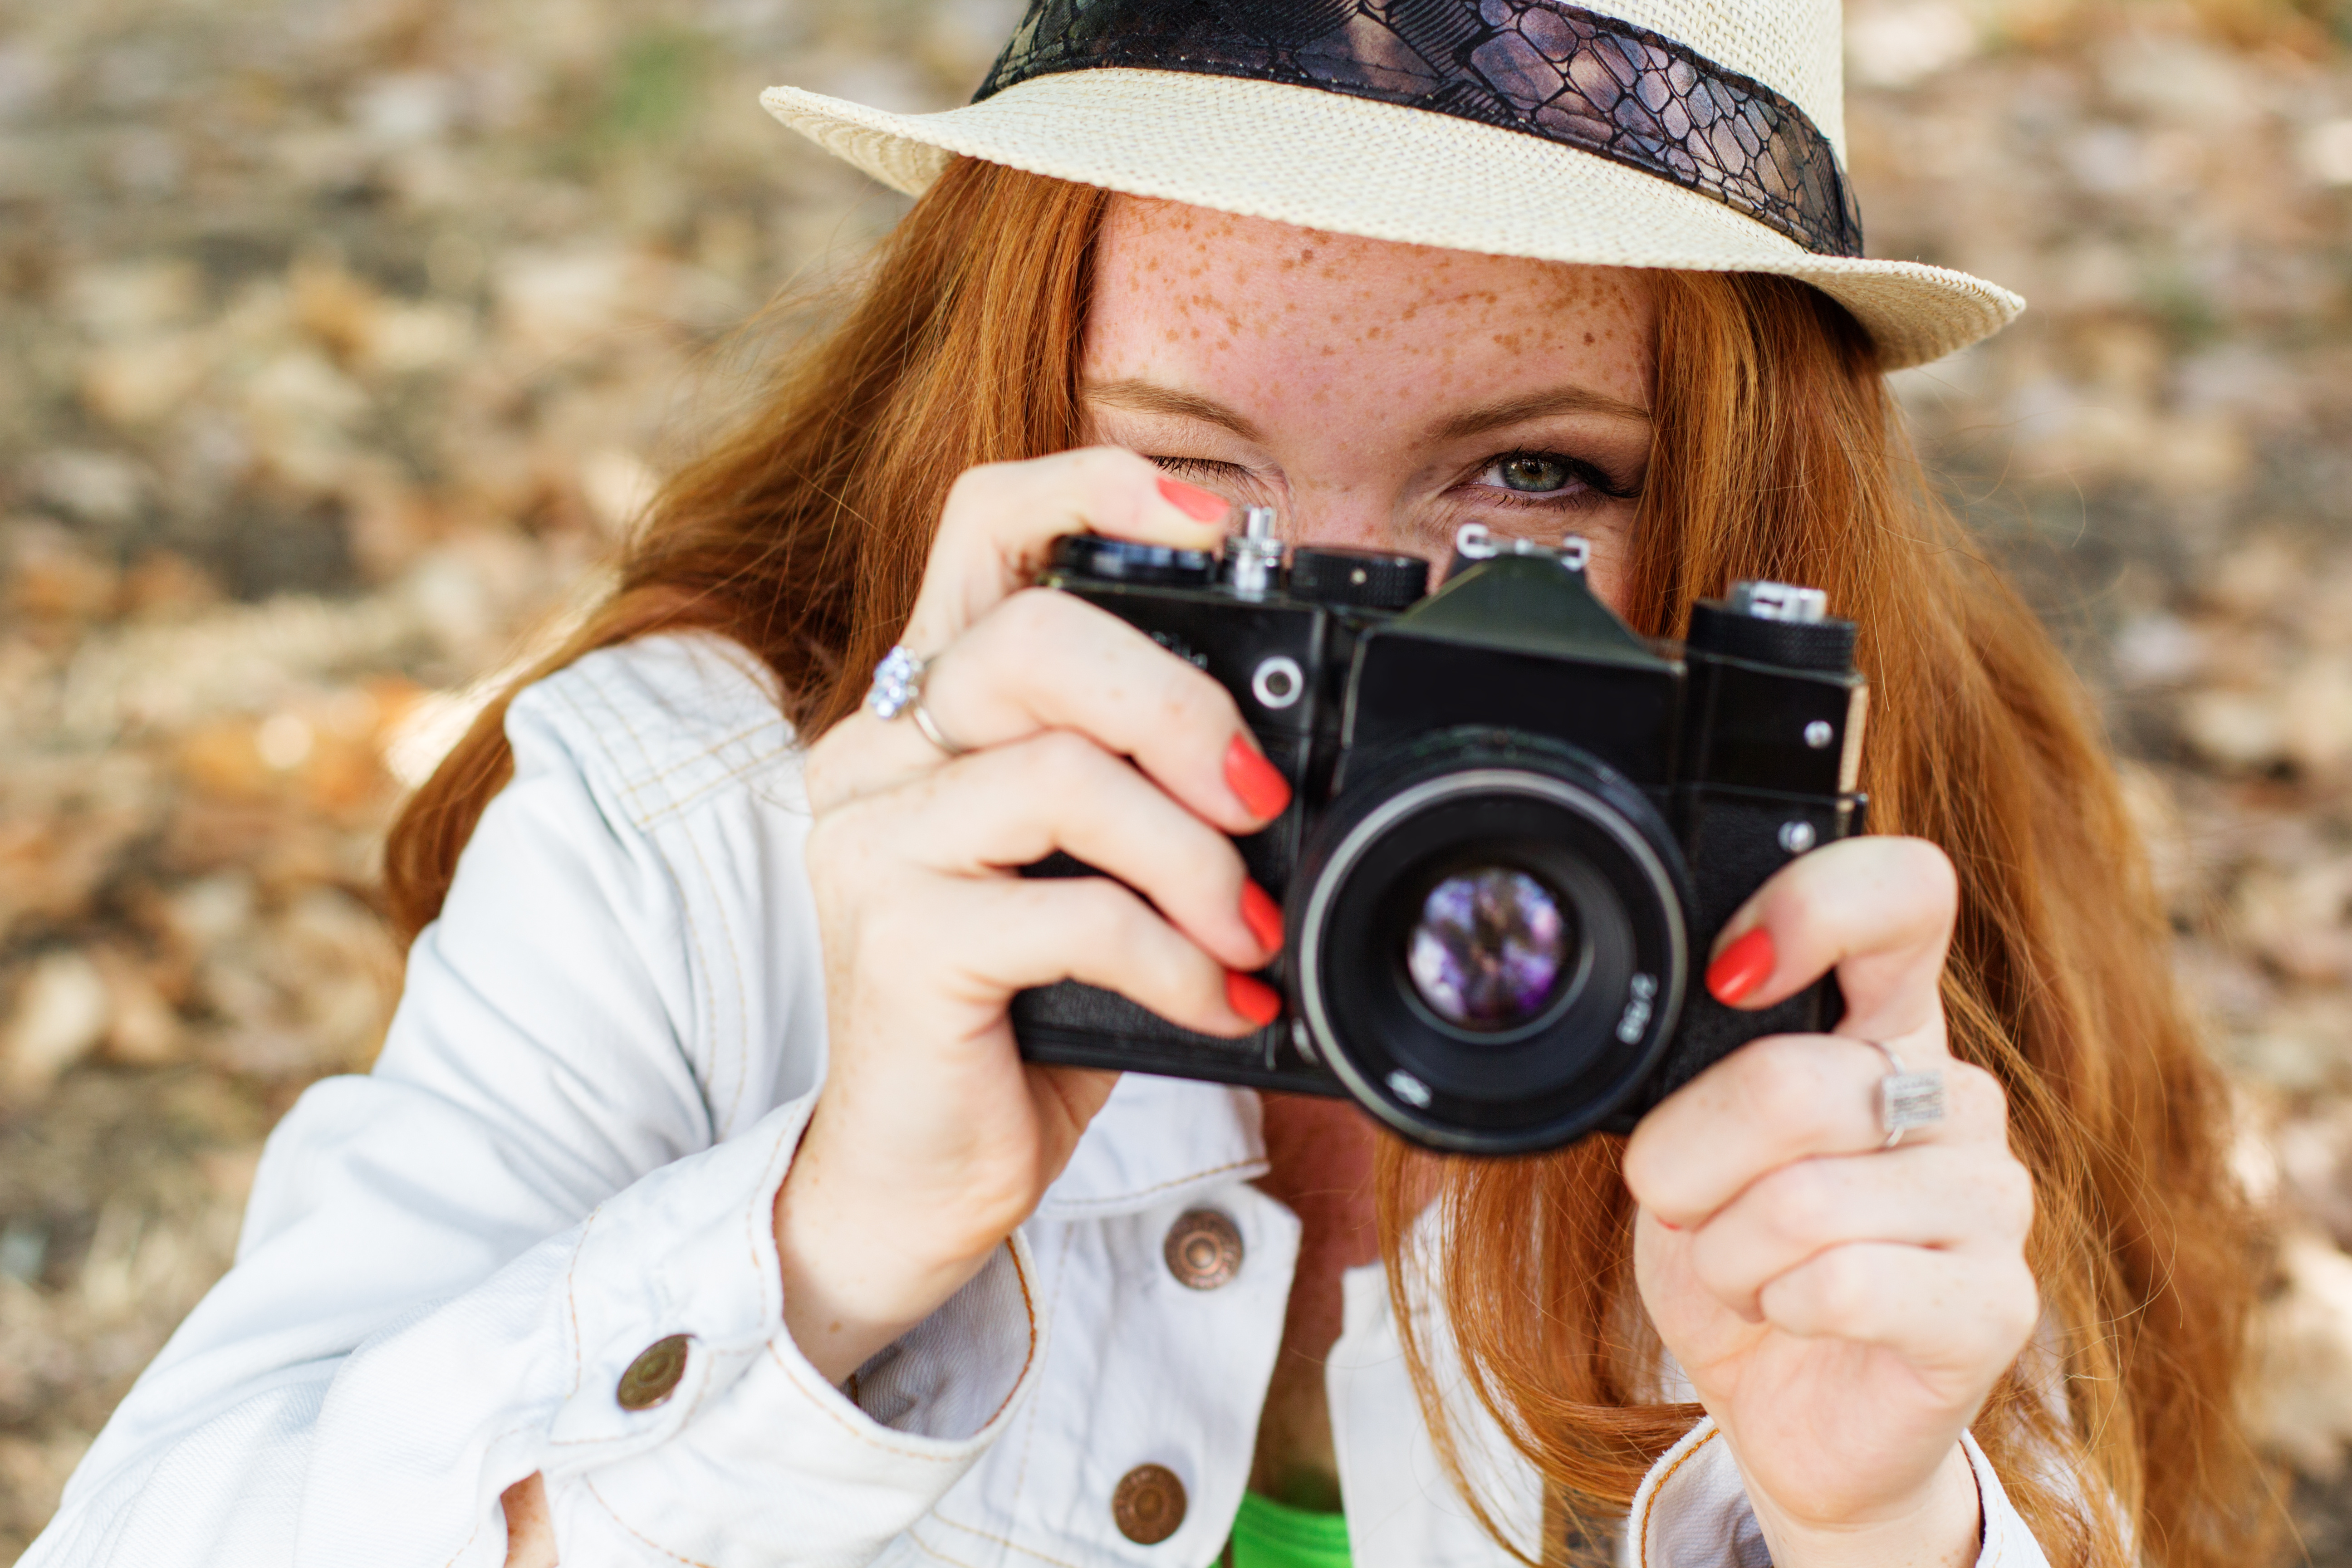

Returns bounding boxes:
[1622,837,2037,1568]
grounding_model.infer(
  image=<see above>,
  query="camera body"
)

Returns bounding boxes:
[1011,512,1868,1154]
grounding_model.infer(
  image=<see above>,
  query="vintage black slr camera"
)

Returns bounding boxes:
[1012,509,1868,1154]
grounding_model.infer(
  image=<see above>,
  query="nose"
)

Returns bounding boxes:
[1278,483,1397,554]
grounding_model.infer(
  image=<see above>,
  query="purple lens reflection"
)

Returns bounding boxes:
[1406,868,1570,1032]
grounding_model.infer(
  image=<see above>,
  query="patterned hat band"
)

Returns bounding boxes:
[976,0,1865,260]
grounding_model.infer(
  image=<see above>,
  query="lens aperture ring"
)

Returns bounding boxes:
[1293,745,1690,1154]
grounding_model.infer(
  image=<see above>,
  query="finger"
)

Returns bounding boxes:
[1700,837,1956,1049]
[913,873,1268,1039]
[1030,1063,1123,1145]
[903,447,1230,652]
[1684,1143,2036,1322]
[1624,1036,2009,1228]
[1755,1241,2040,1380]
[826,589,1283,833]
[876,730,1275,968]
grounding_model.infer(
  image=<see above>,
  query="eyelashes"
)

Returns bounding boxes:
[1475,450,1639,505]
[1147,455,1241,481]
[1147,451,1640,509]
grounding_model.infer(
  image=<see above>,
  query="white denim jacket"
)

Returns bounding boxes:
[24,634,2052,1568]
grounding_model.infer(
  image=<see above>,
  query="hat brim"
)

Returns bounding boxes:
[761,70,2020,371]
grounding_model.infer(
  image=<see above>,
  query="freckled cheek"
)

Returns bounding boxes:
[1575,511,1644,617]
[1585,558,1631,617]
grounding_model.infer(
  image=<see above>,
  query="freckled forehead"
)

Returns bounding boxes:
[1086,196,1654,403]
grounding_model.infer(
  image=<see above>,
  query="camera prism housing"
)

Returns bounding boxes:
[1011,513,1869,1154]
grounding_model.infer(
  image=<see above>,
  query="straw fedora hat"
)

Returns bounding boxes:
[761,1,2021,370]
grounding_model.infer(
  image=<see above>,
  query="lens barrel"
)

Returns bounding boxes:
[1290,732,1691,1153]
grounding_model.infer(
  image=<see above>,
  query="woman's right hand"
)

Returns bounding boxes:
[774,448,1293,1384]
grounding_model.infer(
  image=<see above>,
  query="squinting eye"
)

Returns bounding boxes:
[1492,454,1576,494]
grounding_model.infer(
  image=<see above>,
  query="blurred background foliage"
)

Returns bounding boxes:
[4,0,2352,1557]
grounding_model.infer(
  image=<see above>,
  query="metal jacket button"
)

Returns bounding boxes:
[1112,1462,1187,1543]
[616,1335,690,1410]
[1163,1210,1242,1289]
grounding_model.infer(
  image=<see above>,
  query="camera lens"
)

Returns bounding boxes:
[1405,867,1572,1032]
[1291,732,1692,1154]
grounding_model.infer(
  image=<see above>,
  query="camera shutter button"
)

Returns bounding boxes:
[1163,1210,1243,1289]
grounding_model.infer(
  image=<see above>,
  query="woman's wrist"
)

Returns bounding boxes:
[1743,1440,1980,1568]
[771,1133,1004,1385]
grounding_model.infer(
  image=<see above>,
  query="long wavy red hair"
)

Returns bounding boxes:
[384,158,2274,1567]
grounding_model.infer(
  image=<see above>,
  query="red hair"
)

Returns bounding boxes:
[385,158,2274,1568]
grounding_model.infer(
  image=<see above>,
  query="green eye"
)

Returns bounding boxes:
[1498,454,1573,493]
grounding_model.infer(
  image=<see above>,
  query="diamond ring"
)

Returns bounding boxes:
[864,643,972,758]
[1863,1039,1945,1149]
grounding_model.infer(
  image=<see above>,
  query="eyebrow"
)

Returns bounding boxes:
[1434,387,1652,441]
[1083,377,1651,447]
[1083,378,1265,442]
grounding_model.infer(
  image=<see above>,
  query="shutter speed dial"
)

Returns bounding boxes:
[1049,534,1215,587]
[1287,548,1429,610]
[1048,534,1431,613]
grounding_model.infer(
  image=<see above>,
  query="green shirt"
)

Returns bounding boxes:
[1226,1491,1351,1568]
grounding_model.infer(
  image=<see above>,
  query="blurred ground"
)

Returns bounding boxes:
[0,0,2350,1558]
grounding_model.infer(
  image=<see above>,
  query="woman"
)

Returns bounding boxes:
[26,3,2266,1566]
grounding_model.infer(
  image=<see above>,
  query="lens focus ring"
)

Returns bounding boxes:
[1290,742,1691,1155]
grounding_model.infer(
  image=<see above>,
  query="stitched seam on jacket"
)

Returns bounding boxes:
[646,634,788,735]
[550,678,723,1109]
[902,1524,991,1568]
[444,1419,545,1568]
[581,657,787,1127]
[562,1213,594,1399]
[634,742,797,828]
[524,637,784,821]
[1039,1156,1265,1213]
[673,812,752,1132]
[1001,1224,1076,1533]
[617,717,784,798]
[583,644,789,826]
[741,1112,797,1324]
[620,732,758,812]
[920,1512,1091,1568]
[1637,1425,1720,1567]
[977,1238,1041,1431]
[436,1509,482,1568]
[586,634,782,801]
[769,1340,975,1462]
[576,670,736,1116]
[583,1475,717,1567]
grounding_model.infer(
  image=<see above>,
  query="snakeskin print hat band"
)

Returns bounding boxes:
[760,0,2024,369]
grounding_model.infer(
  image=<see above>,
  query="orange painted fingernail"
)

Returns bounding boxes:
[1224,736,1292,820]
[1227,971,1282,1027]
[1240,880,1284,953]
[1157,475,1230,521]
[1706,927,1775,1005]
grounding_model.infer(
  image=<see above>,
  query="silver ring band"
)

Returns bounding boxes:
[909,696,972,759]
[1863,1039,1946,1149]
[864,643,975,759]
